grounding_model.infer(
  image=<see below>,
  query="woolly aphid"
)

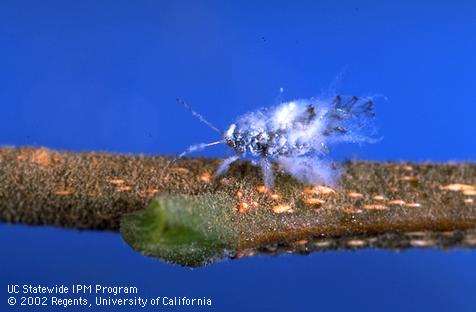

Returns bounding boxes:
[174,94,377,189]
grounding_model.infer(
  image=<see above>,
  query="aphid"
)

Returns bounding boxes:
[173,94,377,189]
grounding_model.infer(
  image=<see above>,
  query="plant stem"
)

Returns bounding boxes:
[1,146,476,261]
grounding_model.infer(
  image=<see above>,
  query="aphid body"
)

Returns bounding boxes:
[175,95,377,189]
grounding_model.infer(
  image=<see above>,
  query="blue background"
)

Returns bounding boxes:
[1,0,475,311]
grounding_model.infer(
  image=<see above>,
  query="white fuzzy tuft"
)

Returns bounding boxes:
[230,95,377,186]
[177,94,378,188]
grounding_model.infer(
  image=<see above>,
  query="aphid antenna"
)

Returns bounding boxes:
[177,141,224,159]
[166,140,224,169]
[176,97,223,134]
[161,140,224,182]
[160,98,225,181]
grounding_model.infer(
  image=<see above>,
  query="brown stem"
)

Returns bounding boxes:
[1,146,476,252]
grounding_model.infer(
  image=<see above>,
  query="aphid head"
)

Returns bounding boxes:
[223,123,247,155]
[224,123,237,148]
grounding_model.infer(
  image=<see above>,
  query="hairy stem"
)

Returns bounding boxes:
[1,147,476,266]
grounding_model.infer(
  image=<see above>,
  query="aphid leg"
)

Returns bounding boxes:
[215,155,240,176]
[260,158,275,189]
[277,156,335,186]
